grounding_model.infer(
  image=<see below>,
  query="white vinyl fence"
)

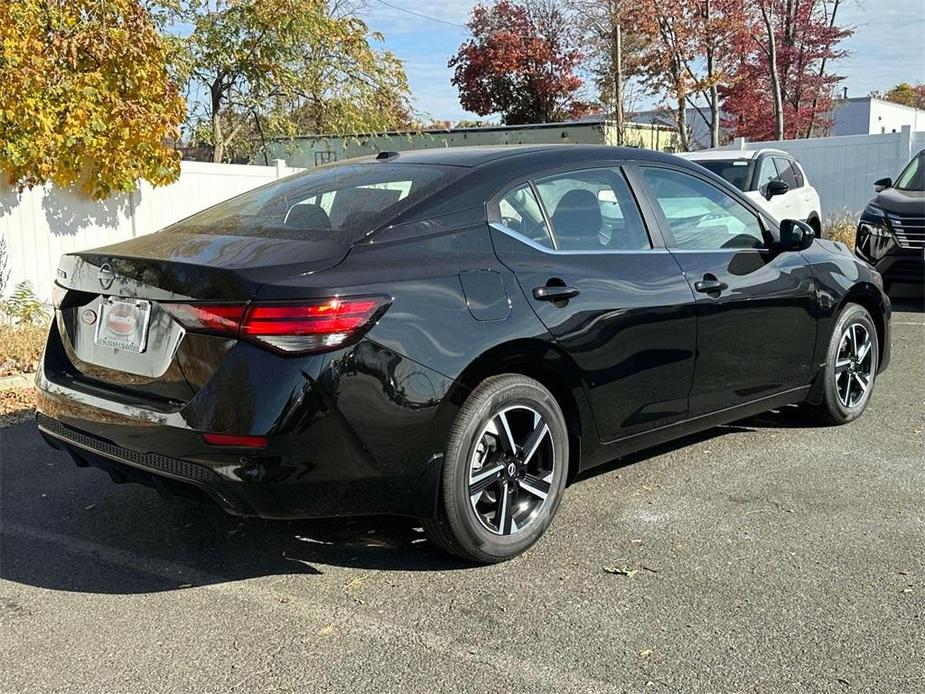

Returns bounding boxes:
[0,160,301,303]
[718,125,925,221]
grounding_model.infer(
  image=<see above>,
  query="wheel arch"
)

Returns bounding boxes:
[441,338,592,484]
[839,282,887,367]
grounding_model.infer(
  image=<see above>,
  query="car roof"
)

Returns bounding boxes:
[679,148,791,162]
[349,144,682,169]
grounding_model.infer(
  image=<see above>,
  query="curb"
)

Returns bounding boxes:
[0,374,35,392]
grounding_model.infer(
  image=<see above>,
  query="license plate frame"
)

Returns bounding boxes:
[94,297,152,353]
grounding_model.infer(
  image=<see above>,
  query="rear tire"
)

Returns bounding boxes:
[810,303,879,425]
[423,374,568,564]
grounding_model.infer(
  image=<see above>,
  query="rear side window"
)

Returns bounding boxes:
[773,158,801,189]
[641,167,766,250]
[167,163,462,242]
[498,184,555,249]
[534,168,650,251]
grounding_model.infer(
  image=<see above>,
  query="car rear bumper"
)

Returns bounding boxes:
[35,336,457,520]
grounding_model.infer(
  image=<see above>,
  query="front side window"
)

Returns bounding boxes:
[773,158,800,189]
[641,167,766,250]
[895,152,925,191]
[756,157,780,192]
[533,168,650,251]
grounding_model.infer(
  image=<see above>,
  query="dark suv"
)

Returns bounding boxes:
[855,149,925,288]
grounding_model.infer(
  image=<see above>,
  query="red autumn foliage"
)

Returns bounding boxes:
[449,1,592,125]
[722,0,850,140]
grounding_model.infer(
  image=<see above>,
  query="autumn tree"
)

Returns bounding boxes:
[0,0,184,199]
[620,0,746,150]
[450,0,591,125]
[874,83,925,110]
[564,0,647,144]
[159,0,411,163]
[722,0,850,141]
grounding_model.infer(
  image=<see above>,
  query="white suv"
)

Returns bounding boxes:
[680,149,822,234]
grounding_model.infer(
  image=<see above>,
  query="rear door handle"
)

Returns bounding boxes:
[693,278,728,294]
[533,285,580,301]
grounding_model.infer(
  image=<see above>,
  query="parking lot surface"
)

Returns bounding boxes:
[1,302,923,693]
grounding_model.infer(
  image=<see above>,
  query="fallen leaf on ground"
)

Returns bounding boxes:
[603,565,638,577]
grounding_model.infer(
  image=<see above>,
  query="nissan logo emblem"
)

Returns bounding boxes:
[98,263,115,290]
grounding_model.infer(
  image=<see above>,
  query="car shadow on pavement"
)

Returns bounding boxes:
[0,398,862,595]
[1,422,478,596]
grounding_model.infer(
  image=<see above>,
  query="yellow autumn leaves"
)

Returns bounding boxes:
[0,0,185,199]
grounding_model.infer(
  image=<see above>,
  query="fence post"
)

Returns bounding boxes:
[733,137,747,151]
[899,125,912,163]
[273,159,287,179]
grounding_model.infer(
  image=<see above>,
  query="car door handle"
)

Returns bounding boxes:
[533,285,580,301]
[693,278,728,294]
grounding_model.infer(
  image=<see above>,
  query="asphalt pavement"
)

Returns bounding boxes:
[1,301,923,693]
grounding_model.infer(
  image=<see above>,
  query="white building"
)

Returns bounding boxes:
[832,96,925,135]
[630,96,925,149]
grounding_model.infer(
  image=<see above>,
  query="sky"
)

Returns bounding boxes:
[358,0,925,122]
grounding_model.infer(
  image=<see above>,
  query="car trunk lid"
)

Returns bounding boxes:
[52,230,349,403]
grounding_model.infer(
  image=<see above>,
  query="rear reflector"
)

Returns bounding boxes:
[202,432,268,449]
[164,296,390,355]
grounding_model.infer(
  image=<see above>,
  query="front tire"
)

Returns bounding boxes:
[811,303,879,425]
[423,374,568,564]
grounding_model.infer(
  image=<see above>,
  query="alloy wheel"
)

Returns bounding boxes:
[834,322,874,408]
[468,405,556,536]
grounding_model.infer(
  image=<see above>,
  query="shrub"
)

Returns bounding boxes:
[824,215,857,250]
[1,281,47,325]
[0,322,47,376]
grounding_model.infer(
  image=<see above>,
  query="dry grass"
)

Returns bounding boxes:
[0,322,49,377]
[824,215,857,250]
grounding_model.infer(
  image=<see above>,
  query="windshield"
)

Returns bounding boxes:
[895,151,924,191]
[691,159,753,191]
[167,163,463,241]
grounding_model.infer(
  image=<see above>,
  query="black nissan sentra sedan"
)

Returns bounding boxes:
[36,146,891,563]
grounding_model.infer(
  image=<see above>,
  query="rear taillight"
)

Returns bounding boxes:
[164,296,390,355]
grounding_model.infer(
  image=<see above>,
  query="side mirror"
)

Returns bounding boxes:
[873,177,892,192]
[778,219,815,252]
[766,180,790,198]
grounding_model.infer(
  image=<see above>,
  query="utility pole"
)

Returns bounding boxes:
[610,1,623,146]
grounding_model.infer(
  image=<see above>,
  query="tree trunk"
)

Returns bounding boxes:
[706,38,719,148]
[710,83,720,148]
[611,3,623,146]
[762,5,785,140]
[676,90,690,151]
[804,0,842,138]
[210,77,224,163]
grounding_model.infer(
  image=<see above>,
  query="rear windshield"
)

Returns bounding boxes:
[168,163,462,241]
[692,159,753,191]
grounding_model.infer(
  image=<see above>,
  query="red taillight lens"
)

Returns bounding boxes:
[164,296,389,354]
[202,432,268,449]
[163,304,245,337]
